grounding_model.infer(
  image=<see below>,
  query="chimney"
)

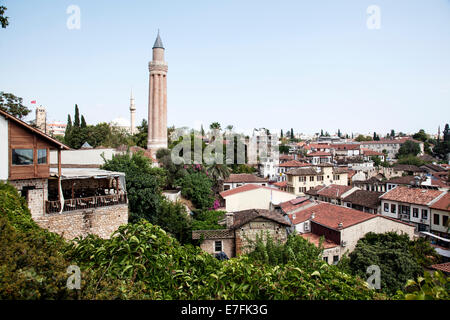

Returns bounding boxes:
[226,212,234,228]
[338,222,343,229]
[311,213,315,219]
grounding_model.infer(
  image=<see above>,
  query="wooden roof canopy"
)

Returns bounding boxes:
[0,108,70,150]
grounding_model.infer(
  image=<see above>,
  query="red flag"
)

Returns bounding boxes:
[31,100,36,104]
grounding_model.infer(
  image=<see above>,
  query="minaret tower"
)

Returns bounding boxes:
[130,90,136,134]
[147,30,168,157]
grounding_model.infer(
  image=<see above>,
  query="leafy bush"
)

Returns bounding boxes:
[175,171,214,210]
[394,271,449,300]
[192,210,225,230]
[343,232,434,295]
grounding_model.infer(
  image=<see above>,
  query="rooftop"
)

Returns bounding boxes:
[430,193,450,212]
[231,209,291,229]
[380,186,445,206]
[315,184,355,199]
[343,190,383,209]
[279,160,310,168]
[300,233,339,249]
[219,184,290,198]
[224,173,268,183]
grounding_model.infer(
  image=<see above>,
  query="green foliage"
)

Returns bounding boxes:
[192,210,225,230]
[246,233,324,271]
[133,119,148,149]
[397,155,425,166]
[397,140,421,157]
[344,232,435,295]
[101,151,165,223]
[153,200,192,245]
[231,164,255,174]
[355,135,373,142]
[175,171,214,210]
[0,92,31,119]
[0,6,8,28]
[394,271,449,300]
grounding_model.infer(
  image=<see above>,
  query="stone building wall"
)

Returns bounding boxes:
[35,204,128,239]
[235,218,288,255]
[9,178,48,218]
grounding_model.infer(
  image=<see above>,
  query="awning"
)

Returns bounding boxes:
[420,231,450,243]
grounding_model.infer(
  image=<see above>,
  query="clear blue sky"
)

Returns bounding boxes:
[1,0,449,136]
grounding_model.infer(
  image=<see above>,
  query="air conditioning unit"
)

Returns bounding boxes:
[304,222,310,231]
[341,241,347,247]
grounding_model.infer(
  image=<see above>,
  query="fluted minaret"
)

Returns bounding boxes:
[130,90,136,135]
[147,30,168,157]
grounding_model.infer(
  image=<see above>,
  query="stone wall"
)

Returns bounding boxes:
[235,218,288,255]
[35,204,128,239]
[9,178,48,218]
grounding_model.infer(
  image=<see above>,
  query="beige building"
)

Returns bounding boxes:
[219,184,296,212]
[286,165,349,196]
[288,202,415,264]
[429,193,449,237]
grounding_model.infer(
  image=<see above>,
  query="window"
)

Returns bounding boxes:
[433,214,440,225]
[421,209,428,220]
[214,241,222,252]
[317,176,324,181]
[310,176,314,182]
[12,149,33,165]
[412,208,418,218]
[299,187,306,193]
[299,176,306,182]
[443,216,448,227]
[333,175,340,180]
[37,149,47,164]
[323,257,328,263]
[391,204,396,213]
[384,203,389,212]
[333,255,339,265]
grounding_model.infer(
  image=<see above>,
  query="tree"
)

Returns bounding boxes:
[225,125,233,132]
[175,171,214,210]
[290,128,294,139]
[280,129,283,138]
[0,92,31,119]
[344,232,430,295]
[444,124,450,142]
[355,134,373,142]
[133,119,148,149]
[209,122,221,130]
[397,140,421,157]
[0,6,8,28]
[320,129,324,136]
[192,210,226,231]
[412,129,428,143]
[337,129,341,138]
[373,132,380,141]
[390,129,395,138]
[81,115,87,128]
[73,104,80,128]
[397,155,425,167]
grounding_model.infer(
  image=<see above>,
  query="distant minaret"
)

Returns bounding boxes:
[130,90,136,135]
[147,30,168,157]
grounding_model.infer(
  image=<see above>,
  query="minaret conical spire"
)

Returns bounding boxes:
[153,29,164,49]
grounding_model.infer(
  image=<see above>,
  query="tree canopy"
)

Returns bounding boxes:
[0,92,31,119]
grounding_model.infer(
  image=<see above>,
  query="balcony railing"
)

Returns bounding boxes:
[45,193,127,214]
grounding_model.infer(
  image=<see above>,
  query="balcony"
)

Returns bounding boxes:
[45,193,127,214]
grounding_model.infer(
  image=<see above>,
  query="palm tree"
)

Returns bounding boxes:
[206,163,231,193]
[210,122,221,130]
[226,125,233,132]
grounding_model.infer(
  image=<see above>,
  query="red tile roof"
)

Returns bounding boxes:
[361,138,422,145]
[330,144,360,151]
[224,174,268,183]
[231,209,291,228]
[307,151,332,157]
[289,202,377,229]
[430,193,450,212]
[273,181,287,188]
[430,262,450,274]
[279,197,313,214]
[279,154,294,160]
[362,149,384,156]
[279,160,310,168]
[300,233,339,249]
[316,184,354,199]
[380,186,445,206]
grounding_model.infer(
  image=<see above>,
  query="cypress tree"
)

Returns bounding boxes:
[81,115,87,128]
[74,104,80,128]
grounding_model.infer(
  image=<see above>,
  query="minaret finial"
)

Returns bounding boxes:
[153,30,164,49]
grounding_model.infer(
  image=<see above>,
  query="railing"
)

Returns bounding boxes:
[45,193,127,214]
